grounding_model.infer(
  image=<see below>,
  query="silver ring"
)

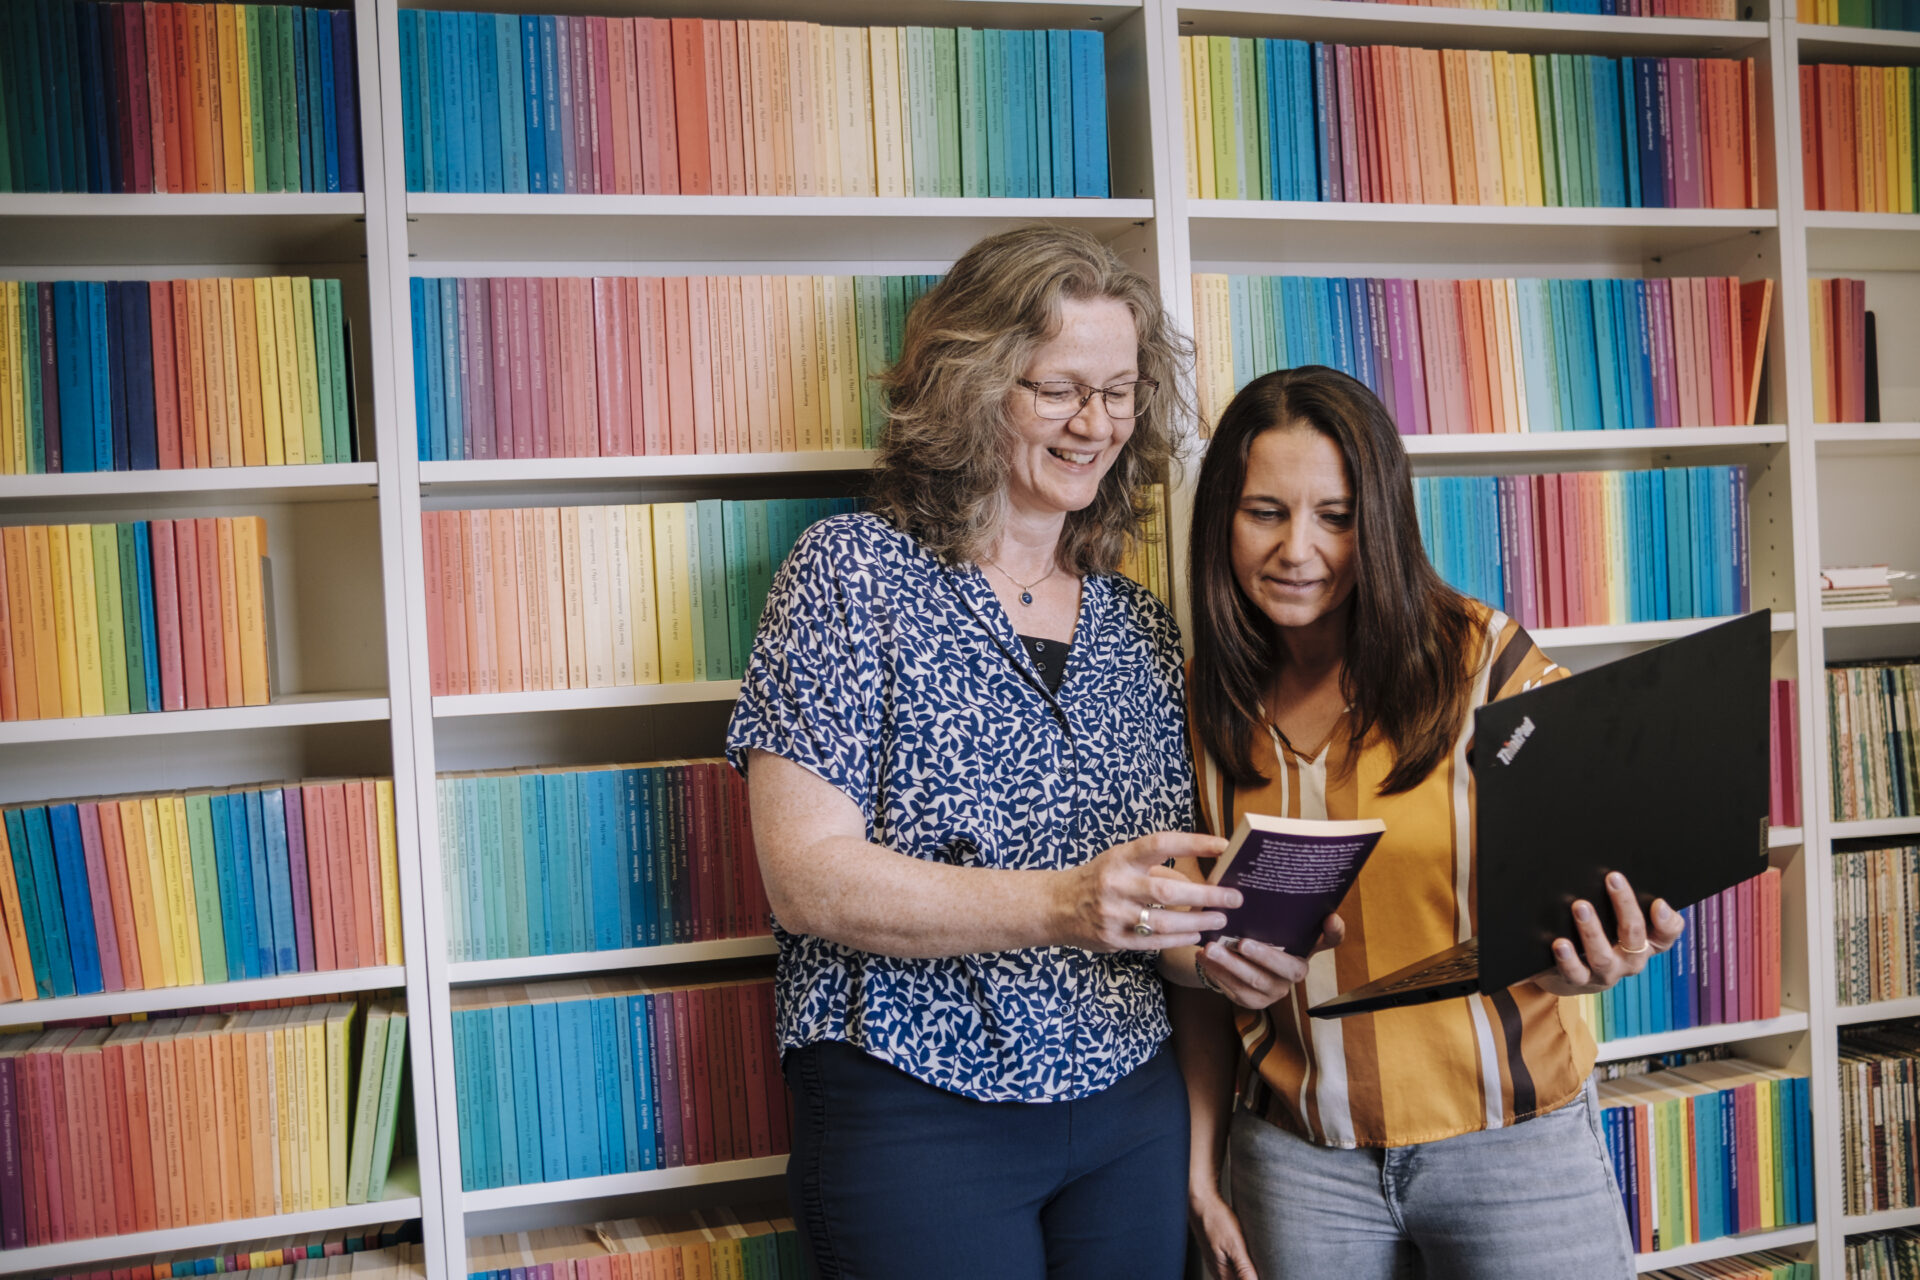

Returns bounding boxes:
[1617,941,1652,956]
[1134,907,1154,937]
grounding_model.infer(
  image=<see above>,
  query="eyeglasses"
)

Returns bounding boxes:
[1017,378,1159,421]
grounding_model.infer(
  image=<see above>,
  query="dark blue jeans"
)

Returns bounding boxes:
[783,1040,1189,1280]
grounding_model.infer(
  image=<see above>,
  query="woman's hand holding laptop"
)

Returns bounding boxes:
[1531,870,1688,997]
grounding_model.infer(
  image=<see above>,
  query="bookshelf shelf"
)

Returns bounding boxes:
[1633,1224,1818,1272]
[1821,604,1920,630]
[1841,1206,1920,1238]
[1813,422,1920,455]
[419,452,878,491]
[1772,825,1803,848]
[0,1167,422,1276]
[1400,426,1787,463]
[0,194,371,268]
[1535,612,1793,651]
[0,965,408,1031]
[460,1157,790,1215]
[1790,20,1920,61]
[404,196,1156,263]
[1804,212,1920,272]
[1827,816,1920,842]
[0,693,391,745]
[448,937,777,986]
[1179,0,1769,57]
[432,682,742,719]
[1595,1010,1809,1064]
[1186,202,1777,268]
[1834,995,1920,1027]
[0,464,379,506]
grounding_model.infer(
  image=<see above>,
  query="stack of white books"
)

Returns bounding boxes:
[1820,564,1907,610]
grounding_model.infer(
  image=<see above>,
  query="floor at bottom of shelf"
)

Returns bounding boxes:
[461,1156,788,1213]
[1636,1223,1816,1272]
[0,1163,421,1274]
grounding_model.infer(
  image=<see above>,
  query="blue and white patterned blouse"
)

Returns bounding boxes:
[725,513,1196,1103]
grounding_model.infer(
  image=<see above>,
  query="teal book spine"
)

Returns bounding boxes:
[399,11,423,190]
[1004,31,1030,197]
[21,807,75,997]
[557,997,602,1177]
[695,499,730,682]
[507,1002,544,1178]
[542,774,573,955]
[1589,281,1623,429]
[132,522,161,710]
[531,1000,569,1181]
[450,1010,475,1187]
[647,768,671,946]
[612,990,641,1171]
[2,811,50,998]
[744,499,773,639]
[627,995,659,1168]
[559,773,587,954]
[518,774,548,956]
[477,1000,504,1187]
[1071,29,1108,195]
[591,996,622,1171]
[182,794,228,984]
[587,770,622,951]
[497,15,527,194]
[481,777,508,961]
[720,502,751,688]
[464,779,490,960]
[460,13,486,193]
[421,11,445,192]
[208,794,251,980]
[243,791,273,978]
[1028,31,1049,199]
[259,789,297,973]
[958,28,983,197]
[477,11,503,193]
[434,785,460,961]
[934,28,960,197]
[490,1005,520,1185]
[499,778,529,959]
[983,31,1006,197]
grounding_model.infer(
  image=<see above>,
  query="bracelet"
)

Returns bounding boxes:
[1195,948,1225,996]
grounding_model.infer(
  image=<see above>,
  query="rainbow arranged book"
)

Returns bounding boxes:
[0,998,408,1250]
[422,498,856,696]
[1798,0,1920,25]
[0,777,402,1003]
[0,278,356,476]
[1331,0,1744,15]
[409,274,938,460]
[1412,464,1749,629]
[468,1210,799,1279]
[1181,38,1759,209]
[1191,274,1773,434]
[1572,868,1780,1044]
[0,518,272,723]
[398,14,1110,198]
[1826,660,1920,822]
[1800,66,1920,210]
[439,761,765,963]
[15,1234,420,1279]
[1809,279,1875,426]
[1598,1058,1813,1252]
[0,2,361,194]
[449,970,783,1190]
[1841,1026,1920,1214]
[1645,1252,1810,1280]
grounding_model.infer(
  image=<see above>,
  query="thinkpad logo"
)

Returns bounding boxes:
[1495,716,1536,766]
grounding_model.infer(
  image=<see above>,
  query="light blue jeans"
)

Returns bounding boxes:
[1225,1081,1634,1280]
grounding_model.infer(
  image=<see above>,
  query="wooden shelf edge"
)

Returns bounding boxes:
[460,1156,788,1214]
[0,965,408,1030]
[1595,1010,1809,1063]
[449,938,775,985]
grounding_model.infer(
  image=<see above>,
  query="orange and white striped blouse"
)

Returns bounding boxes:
[1190,605,1595,1149]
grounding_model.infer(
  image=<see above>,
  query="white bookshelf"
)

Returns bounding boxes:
[6,0,1906,1274]
[0,965,408,1031]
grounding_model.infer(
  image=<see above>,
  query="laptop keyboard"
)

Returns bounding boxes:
[1370,942,1480,994]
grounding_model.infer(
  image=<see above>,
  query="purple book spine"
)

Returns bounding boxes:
[1655,61,1676,210]
[490,280,515,460]
[1647,280,1677,429]
[1670,60,1700,209]
[37,284,61,473]
[75,805,124,992]
[1517,477,1541,630]
[284,786,317,972]
[654,992,684,1167]
[0,1058,20,1249]
[1703,893,1724,1023]
[467,279,495,461]
[1391,280,1429,435]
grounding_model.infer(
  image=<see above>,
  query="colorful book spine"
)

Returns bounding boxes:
[1327,0,1745,16]
[1808,278,1875,425]
[467,1208,801,1278]
[0,518,271,722]
[0,278,355,474]
[1114,483,1171,605]
[1800,65,1919,211]
[1826,660,1920,821]
[1798,0,1920,27]
[399,14,1109,198]
[439,760,766,963]
[449,971,784,1190]
[1846,1229,1920,1279]
[1410,464,1750,629]
[1573,868,1782,1043]
[1841,1026,1920,1214]
[0,3,361,193]
[409,274,938,460]
[0,1235,420,1276]
[1181,39,1759,211]
[1191,274,1774,434]
[1644,1251,1810,1280]
[421,497,857,697]
[0,999,407,1249]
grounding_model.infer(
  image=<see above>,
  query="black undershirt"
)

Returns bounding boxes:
[1018,634,1071,693]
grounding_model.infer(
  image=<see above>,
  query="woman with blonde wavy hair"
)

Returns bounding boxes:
[725,224,1243,1278]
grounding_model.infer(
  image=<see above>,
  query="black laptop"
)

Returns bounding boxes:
[1308,610,1774,1020]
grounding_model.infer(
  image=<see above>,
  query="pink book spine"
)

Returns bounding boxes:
[528,278,553,459]
[591,280,618,456]
[508,278,534,460]
[302,786,337,972]
[688,277,716,453]
[193,518,227,710]
[423,513,448,697]
[572,279,601,457]
[148,520,186,710]
[360,782,386,966]
[609,279,635,455]
[590,16,615,196]
[635,18,662,193]
[75,806,125,992]
[622,20,645,194]
[666,276,695,454]
[571,19,596,192]
[621,279,647,456]
[1785,681,1801,825]
[465,278,495,461]
[171,518,207,710]
[637,278,669,455]
[651,18,680,193]
[607,18,633,195]
[553,280,576,456]
[1768,682,1784,823]
[489,279,515,459]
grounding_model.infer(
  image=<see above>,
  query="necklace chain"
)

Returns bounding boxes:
[984,559,1058,607]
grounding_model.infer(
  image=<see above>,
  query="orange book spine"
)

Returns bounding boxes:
[225,1017,253,1220]
[143,1026,182,1229]
[100,1036,136,1236]
[115,1027,158,1233]
[58,1047,95,1239]
[670,19,713,194]
[156,1027,197,1225]
[490,509,524,694]
[318,785,357,970]
[0,804,37,994]
[622,21,646,191]
[200,3,225,190]
[244,1020,277,1215]
[183,281,212,468]
[2,529,37,722]
[561,507,588,689]
[97,802,143,989]
[343,782,377,972]
[190,1023,222,1225]
[232,278,266,466]
[199,280,231,467]
[541,508,567,691]
[193,518,228,709]
[439,511,470,697]
[608,19,635,195]
[1687,278,1714,429]
[209,1024,241,1223]
[423,512,447,696]
[665,277,696,455]
[184,5,215,192]
[1457,280,1495,432]
[464,508,496,695]
[214,518,243,707]
[168,282,196,467]
[0,548,15,723]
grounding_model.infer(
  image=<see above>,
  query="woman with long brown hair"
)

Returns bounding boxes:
[1162,366,1681,1278]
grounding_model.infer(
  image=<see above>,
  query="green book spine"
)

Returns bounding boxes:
[1253,39,1273,200]
[683,504,707,682]
[907,28,932,197]
[745,499,773,635]
[695,499,730,682]
[885,276,907,365]
[184,794,230,984]
[935,28,960,197]
[279,5,301,192]
[1029,31,1050,204]
[463,779,488,958]
[721,501,752,680]
[261,5,284,191]
[1236,38,1258,201]
[983,29,1006,197]
[498,777,528,958]
[958,28,982,197]
[853,276,887,447]
[363,1011,409,1201]
[246,8,267,189]
[92,524,129,716]
[519,776,547,955]
[1208,37,1234,199]
[311,278,337,464]
[1576,57,1599,209]
[1552,56,1578,207]
[115,524,147,713]
[324,280,353,461]
[1534,55,1560,208]
[440,783,467,962]
[344,1003,391,1203]
[480,776,507,961]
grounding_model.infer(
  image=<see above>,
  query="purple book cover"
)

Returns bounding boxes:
[1669,60,1700,209]
[1702,892,1723,1024]
[1515,475,1541,630]
[74,804,123,993]
[1398,279,1432,436]
[1204,815,1384,954]
[1366,280,1396,421]
[650,993,684,1168]
[467,278,495,460]
[1647,279,1677,429]
[0,1056,20,1250]
[282,787,317,972]
[490,280,514,460]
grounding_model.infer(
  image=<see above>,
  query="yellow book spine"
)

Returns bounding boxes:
[233,516,269,705]
[216,5,244,191]
[116,800,163,989]
[0,285,14,475]
[217,279,245,467]
[65,525,104,717]
[33,528,77,717]
[270,277,305,464]
[1756,1078,1776,1226]
[92,522,129,715]
[304,1012,328,1208]
[254,278,287,466]
[138,797,179,986]
[325,1004,352,1207]
[651,503,695,682]
[233,275,266,465]
[1208,37,1234,200]
[199,278,232,467]
[0,819,36,998]
[625,504,660,685]
[270,1014,299,1213]
[155,795,197,983]
[784,278,819,451]
[1209,275,1234,432]
[817,278,847,452]
[235,9,256,191]
[172,795,207,980]
[292,278,324,463]
[1181,38,1198,199]
[1190,38,1215,200]
[1808,281,1830,424]
[1900,70,1914,216]
[834,276,861,446]
[376,779,402,963]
